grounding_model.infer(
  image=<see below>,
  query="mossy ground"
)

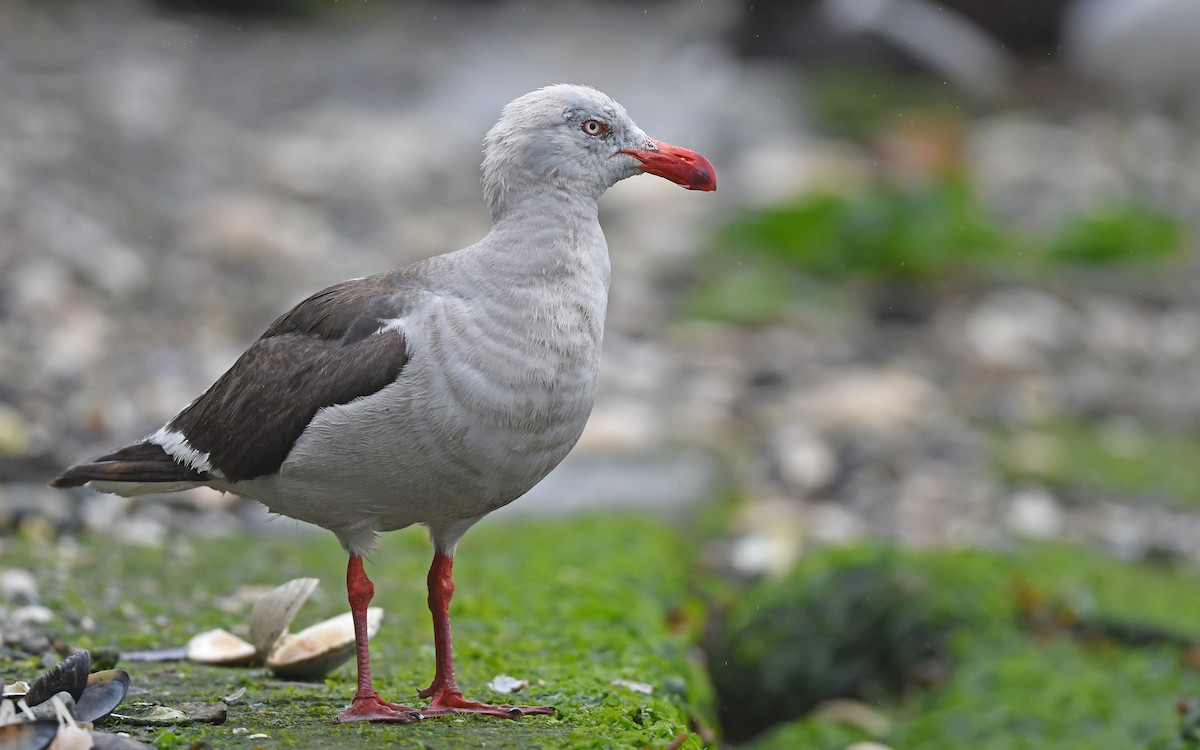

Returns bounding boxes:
[1,515,712,749]
[7,511,1200,749]
[738,544,1200,750]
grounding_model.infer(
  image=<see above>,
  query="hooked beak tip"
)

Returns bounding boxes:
[623,137,716,192]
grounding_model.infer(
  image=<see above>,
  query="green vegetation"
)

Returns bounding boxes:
[684,178,1187,324]
[711,558,954,742]
[994,421,1200,508]
[1,516,711,749]
[726,544,1200,750]
[8,512,1200,749]
[804,68,980,141]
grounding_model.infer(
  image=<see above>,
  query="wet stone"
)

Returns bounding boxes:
[176,700,228,725]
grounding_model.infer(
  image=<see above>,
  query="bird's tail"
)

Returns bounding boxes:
[51,441,209,497]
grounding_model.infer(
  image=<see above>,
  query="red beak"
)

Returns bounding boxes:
[622,137,716,192]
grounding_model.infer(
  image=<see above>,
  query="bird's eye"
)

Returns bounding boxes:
[580,119,609,137]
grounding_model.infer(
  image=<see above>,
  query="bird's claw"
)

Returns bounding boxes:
[418,689,555,719]
[333,694,424,724]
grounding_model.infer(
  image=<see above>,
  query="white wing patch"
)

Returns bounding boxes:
[150,426,216,474]
[375,318,407,335]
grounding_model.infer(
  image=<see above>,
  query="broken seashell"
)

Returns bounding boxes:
[24,651,90,706]
[248,578,319,659]
[487,675,528,694]
[110,705,191,727]
[2,682,29,699]
[0,718,58,750]
[610,679,653,695]
[48,696,91,750]
[185,629,256,667]
[75,669,130,724]
[266,608,382,680]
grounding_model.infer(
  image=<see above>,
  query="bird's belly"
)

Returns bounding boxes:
[247,358,597,538]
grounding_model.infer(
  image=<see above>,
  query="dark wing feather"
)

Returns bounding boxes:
[50,442,208,488]
[54,272,413,488]
[170,272,412,481]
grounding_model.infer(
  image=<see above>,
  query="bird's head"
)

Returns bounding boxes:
[482,84,716,218]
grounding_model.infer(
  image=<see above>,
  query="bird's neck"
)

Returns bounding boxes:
[470,185,610,296]
[491,184,599,233]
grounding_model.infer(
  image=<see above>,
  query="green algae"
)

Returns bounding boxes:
[1,514,712,749]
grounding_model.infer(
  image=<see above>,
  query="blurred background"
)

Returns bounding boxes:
[3,0,1200,747]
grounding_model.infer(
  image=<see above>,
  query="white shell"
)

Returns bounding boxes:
[266,608,383,680]
[248,577,319,658]
[185,628,257,666]
[2,680,29,697]
[487,674,528,694]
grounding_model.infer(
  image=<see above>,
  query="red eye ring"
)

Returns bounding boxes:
[581,119,609,137]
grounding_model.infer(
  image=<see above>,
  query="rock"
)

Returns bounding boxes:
[11,604,55,626]
[1065,0,1200,106]
[574,397,663,453]
[112,705,192,726]
[791,368,938,435]
[0,568,39,604]
[176,700,228,725]
[1006,488,1064,539]
[26,691,76,721]
[731,498,806,576]
[806,502,866,545]
[772,423,838,492]
[963,289,1075,368]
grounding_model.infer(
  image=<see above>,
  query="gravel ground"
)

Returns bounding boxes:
[3,0,1200,570]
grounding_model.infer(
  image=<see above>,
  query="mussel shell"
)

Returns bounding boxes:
[184,629,256,667]
[0,719,58,750]
[266,607,382,680]
[249,578,319,658]
[75,669,130,724]
[24,651,91,706]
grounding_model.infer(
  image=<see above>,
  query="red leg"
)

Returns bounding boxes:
[418,550,555,719]
[333,555,423,724]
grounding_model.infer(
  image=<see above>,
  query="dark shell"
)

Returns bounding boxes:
[0,719,58,750]
[24,651,91,706]
[75,669,131,724]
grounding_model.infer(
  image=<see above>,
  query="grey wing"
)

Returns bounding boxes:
[165,272,415,482]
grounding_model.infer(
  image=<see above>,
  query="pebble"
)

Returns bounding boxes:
[772,423,838,492]
[1006,488,1065,539]
[0,568,39,604]
[112,705,192,726]
[176,700,228,725]
[11,605,55,626]
[25,691,75,721]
